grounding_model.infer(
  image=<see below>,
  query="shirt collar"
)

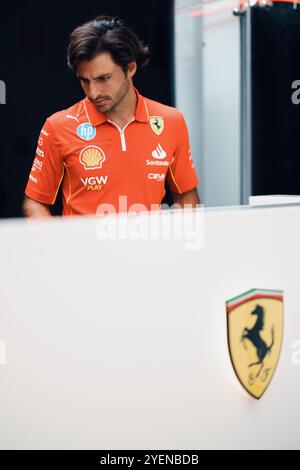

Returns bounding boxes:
[83,87,149,127]
[134,88,149,123]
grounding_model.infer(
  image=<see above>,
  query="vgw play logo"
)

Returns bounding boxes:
[0,80,6,104]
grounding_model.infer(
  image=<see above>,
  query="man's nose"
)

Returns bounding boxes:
[87,83,101,100]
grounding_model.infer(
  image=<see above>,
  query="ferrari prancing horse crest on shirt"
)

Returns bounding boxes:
[150,116,164,136]
[226,289,284,399]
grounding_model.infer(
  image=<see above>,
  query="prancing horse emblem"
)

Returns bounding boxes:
[226,289,284,399]
[241,305,275,378]
[150,116,164,136]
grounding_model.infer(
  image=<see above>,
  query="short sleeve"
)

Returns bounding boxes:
[166,113,199,194]
[25,118,64,205]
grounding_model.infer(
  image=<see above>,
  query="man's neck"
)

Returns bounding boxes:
[106,86,137,129]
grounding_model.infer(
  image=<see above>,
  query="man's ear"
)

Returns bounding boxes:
[127,62,137,79]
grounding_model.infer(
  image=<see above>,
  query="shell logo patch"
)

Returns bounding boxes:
[79,145,106,170]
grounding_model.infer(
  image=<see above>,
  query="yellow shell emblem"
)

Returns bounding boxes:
[226,289,284,399]
[150,116,164,136]
[79,145,106,170]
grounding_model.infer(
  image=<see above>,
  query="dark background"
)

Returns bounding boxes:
[251,3,300,196]
[0,0,175,218]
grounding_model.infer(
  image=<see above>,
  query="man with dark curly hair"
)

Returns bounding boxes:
[23,16,200,217]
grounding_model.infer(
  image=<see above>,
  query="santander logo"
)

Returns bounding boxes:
[151,144,167,160]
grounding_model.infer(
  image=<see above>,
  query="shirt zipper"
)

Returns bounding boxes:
[108,117,135,152]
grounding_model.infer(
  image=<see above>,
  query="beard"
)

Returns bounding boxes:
[93,76,130,114]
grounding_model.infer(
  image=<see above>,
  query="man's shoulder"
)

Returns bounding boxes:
[143,96,183,121]
[45,99,85,129]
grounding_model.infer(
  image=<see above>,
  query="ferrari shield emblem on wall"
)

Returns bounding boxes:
[226,289,284,399]
[150,116,164,136]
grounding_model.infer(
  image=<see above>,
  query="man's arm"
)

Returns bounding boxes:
[23,195,51,218]
[172,188,200,208]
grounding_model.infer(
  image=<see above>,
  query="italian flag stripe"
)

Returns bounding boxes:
[226,289,283,313]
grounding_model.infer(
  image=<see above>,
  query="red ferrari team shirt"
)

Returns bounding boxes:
[25,88,199,216]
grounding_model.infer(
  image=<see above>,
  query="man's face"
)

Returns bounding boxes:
[77,52,136,114]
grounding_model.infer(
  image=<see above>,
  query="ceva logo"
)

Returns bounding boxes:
[0,80,6,104]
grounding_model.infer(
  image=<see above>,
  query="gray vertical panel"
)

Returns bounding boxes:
[175,6,203,200]
[0,80,6,104]
[202,9,241,207]
[241,9,252,204]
